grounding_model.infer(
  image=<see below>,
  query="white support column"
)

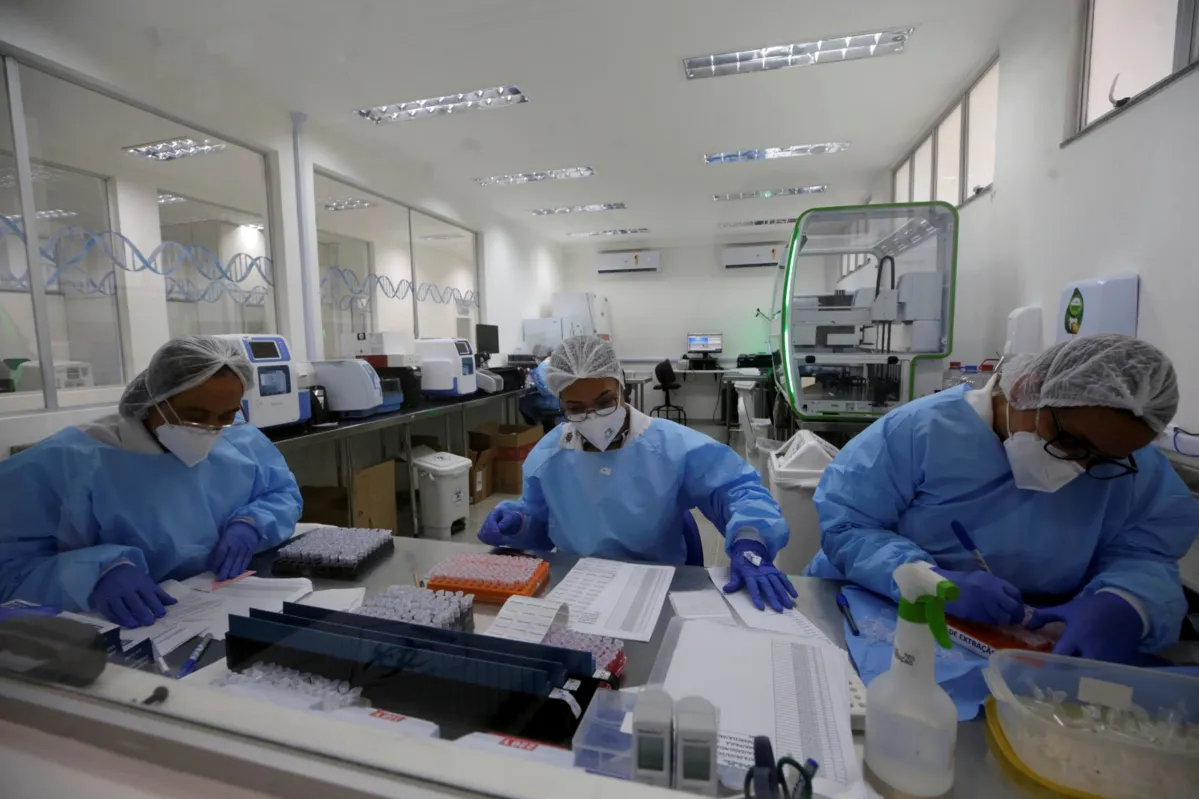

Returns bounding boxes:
[108,178,170,376]
[289,112,322,362]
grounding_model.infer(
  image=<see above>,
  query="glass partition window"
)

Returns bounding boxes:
[935,104,962,203]
[411,211,478,344]
[6,63,275,406]
[315,173,413,359]
[911,136,933,203]
[1085,0,1193,126]
[893,159,911,203]
[965,62,999,196]
[0,72,45,401]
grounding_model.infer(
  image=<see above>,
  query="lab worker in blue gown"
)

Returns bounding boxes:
[518,344,560,432]
[806,333,1199,663]
[478,335,798,612]
[0,335,302,628]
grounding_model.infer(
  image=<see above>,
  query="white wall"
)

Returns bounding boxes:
[949,0,1199,426]
[413,244,476,341]
[482,225,564,355]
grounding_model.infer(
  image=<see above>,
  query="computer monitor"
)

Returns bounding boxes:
[475,324,501,355]
[687,334,723,354]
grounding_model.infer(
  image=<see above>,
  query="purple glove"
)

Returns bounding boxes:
[91,563,177,628]
[211,521,259,581]
[933,568,1024,626]
[723,539,798,613]
[478,506,523,546]
[1028,592,1144,664]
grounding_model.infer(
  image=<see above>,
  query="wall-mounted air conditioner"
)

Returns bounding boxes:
[595,250,659,274]
[722,243,786,269]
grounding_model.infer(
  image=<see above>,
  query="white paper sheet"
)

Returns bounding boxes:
[113,580,227,655]
[707,566,836,646]
[662,620,865,799]
[299,588,367,613]
[668,590,736,621]
[183,574,312,638]
[484,596,569,643]
[546,557,674,642]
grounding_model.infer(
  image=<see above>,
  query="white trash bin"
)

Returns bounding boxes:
[412,448,473,540]
[767,431,840,575]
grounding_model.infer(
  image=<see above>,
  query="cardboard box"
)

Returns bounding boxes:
[494,460,525,495]
[470,423,544,462]
[469,447,496,504]
[301,460,397,532]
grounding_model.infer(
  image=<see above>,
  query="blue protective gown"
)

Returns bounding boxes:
[520,360,560,416]
[495,410,789,564]
[805,385,1199,651]
[0,421,302,613]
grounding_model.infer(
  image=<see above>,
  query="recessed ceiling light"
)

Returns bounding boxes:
[157,193,188,204]
[240,223,265,231]
[714,186,827,201]
[474,167,595,186]
[684,28,913,79]
[422,233,465,241]
[357,86,527,124]
[125,137,226,161]
[704,143,849,164]
[718,218,798,229]
[6,209,78,222]
[568,228,649,237]
[532,202,625,216]
[324,198,373,211]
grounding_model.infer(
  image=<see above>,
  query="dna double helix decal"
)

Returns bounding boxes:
[320,264,479,311]
[0,217,271,307]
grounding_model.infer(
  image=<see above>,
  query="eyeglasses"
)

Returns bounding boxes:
[159,400,246,431]
[1043,408,1138,480]
[561,396,621,423]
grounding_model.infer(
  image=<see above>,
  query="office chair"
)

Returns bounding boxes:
[651,359,688,425]
[682,511,704,567]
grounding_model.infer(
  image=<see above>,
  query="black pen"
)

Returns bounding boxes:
[837,592,859,636]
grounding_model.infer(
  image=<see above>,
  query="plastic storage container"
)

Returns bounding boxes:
[572,687,637,780]
[767,431,839,574]
[412,448,473,539]
[983,650,1199,799]
[941,361,962,390]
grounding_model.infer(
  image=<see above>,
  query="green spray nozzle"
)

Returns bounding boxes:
[894,562,960,649]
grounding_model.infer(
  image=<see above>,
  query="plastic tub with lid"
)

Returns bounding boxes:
[982,649,1199,799]
[767,431,839,574]
[412,448,473,539]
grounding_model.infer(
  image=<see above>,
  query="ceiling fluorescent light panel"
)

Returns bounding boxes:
[569,228,649,238]
[532,202,625,216]
[157,193,188,204]
[324,198,373,211]
[714,186,826,201]
[126,137,226,161]
[718,218,797,229]
[422,233,465,241]
[358,86,526,123]
[684,27,913,79]
[705,143,848,164]
[474,167,595,186]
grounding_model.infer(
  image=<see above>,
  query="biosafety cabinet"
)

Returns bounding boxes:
[768,202,957,421]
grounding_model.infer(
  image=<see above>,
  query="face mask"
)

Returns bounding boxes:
[1003,405,1083,492]
[154,402,223,466]
[575,405,628,452]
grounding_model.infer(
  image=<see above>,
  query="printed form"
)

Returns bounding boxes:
[547,558,674,642]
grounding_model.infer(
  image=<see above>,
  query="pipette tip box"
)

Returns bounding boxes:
[272,526,394,580]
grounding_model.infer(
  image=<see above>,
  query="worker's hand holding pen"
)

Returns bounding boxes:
[934,520,1025,626]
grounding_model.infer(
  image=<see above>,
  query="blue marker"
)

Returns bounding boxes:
[176,633,213,679]
[836,591,859,636]
[950,520,991,573]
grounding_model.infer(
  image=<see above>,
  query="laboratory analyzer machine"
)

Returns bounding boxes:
[217,334,301,429]
[415,338,477,397]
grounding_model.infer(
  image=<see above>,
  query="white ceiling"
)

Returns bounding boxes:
[6,0,1029,247]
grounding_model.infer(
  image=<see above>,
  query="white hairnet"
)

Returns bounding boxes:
[119,335,254,420]
[531,343,553,361]
[544,335,623,396]
[999,333,1178,432]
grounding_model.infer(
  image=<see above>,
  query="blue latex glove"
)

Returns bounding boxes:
[723,539,798,613]
[211,521,259,581]
[933,568,1024,626]
[478,506,523,546]
[1028,592,1144,664]
[90,563,177,628]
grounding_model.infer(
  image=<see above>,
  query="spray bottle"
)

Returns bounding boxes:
[864,562,960,797]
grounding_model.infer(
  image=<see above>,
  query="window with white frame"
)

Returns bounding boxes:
[892,60,998,206]
[1083,0,1199,127]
